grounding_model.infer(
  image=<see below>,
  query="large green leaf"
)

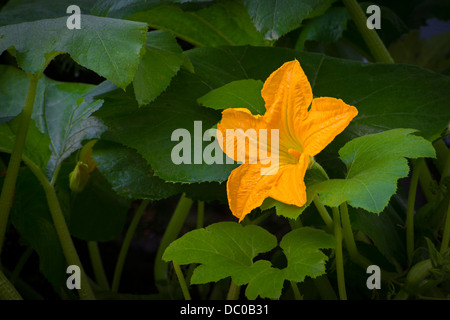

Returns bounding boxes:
[313,129,436,213]
[279,227,336,282]
[92,140,181,200]
[90,0,161,19]
[0,66,34,123]
[236,227,336,300]
[0,0,95,26]
[0,15,147,88]
[295,6,351,51]
[197,79,265,115]
[163,222,277,285]
[0,65,106,180]
[163,222,335,299]
[0,116,51,174]
[128,0,265,47]
[133,30,189,106]
[242,0,334,40]
[33,80,105,180]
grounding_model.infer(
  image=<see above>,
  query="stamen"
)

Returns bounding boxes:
[288,148,302,160]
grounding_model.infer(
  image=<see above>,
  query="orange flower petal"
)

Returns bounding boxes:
[268,153,309,208]
[261,60,313,147]
[217,108,271,164]
[296,97,358,156]
[226,154,309,221]
[226,163,278,221]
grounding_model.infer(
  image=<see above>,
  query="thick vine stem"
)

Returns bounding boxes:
[88,241,110,292]
[112,199,150,293]
[313,196,334,232]
[406,159,424,264]
[0,74,40,254]
[332,206,347,300]
[226,280,241,300]
[154,193,193,291]
[40,170,96,300]
[441,201,450,254]
[440,146,450,254]
[342,0,394,64]
[172,260,191,300]
[20,155,96,300]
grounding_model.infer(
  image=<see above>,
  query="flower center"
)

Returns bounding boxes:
[288,148,302,160]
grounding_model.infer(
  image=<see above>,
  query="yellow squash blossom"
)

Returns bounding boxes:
[217,60,358,221]
[69,140,97,193]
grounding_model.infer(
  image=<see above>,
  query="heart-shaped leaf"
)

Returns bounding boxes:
[0,66,106,180]
[128,1,265,47]
[0,15,147,88]
[163,222,278,284]
[133,30,191,106]
[163,222,335,299]
[243,0,334,40]
[197,79,265,115]
[313,129,436,213]
[92,140,182,200]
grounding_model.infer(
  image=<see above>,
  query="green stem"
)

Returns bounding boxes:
[10,246,34,284]
[433,139,448,176]
[172,260,191,300]
[313,196,334,232]
[440,201,450,254]
[438,145,450,254]
[339,202,373,268]
[197,201,205,229]
[339,202,358,257]
[311,160,330,179]
[314,275,338,300]
[50,162,63,187]
[439,141,450,184]
[112,199,150,293]
[339,204,397,285]
[342,0,394,63]
[0,268,22,300]
[2,267,43,300]
[0,74,40,255]
[406,159,424,264]
[290,281,303,300]
[226,280,240,300]
[309,162,333,232]
[418,162,437,203]
[45,174,95,300]
[332,206,347,300]
[87,241,110,291]
[154,193,193,290]
[21,155,95,300]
